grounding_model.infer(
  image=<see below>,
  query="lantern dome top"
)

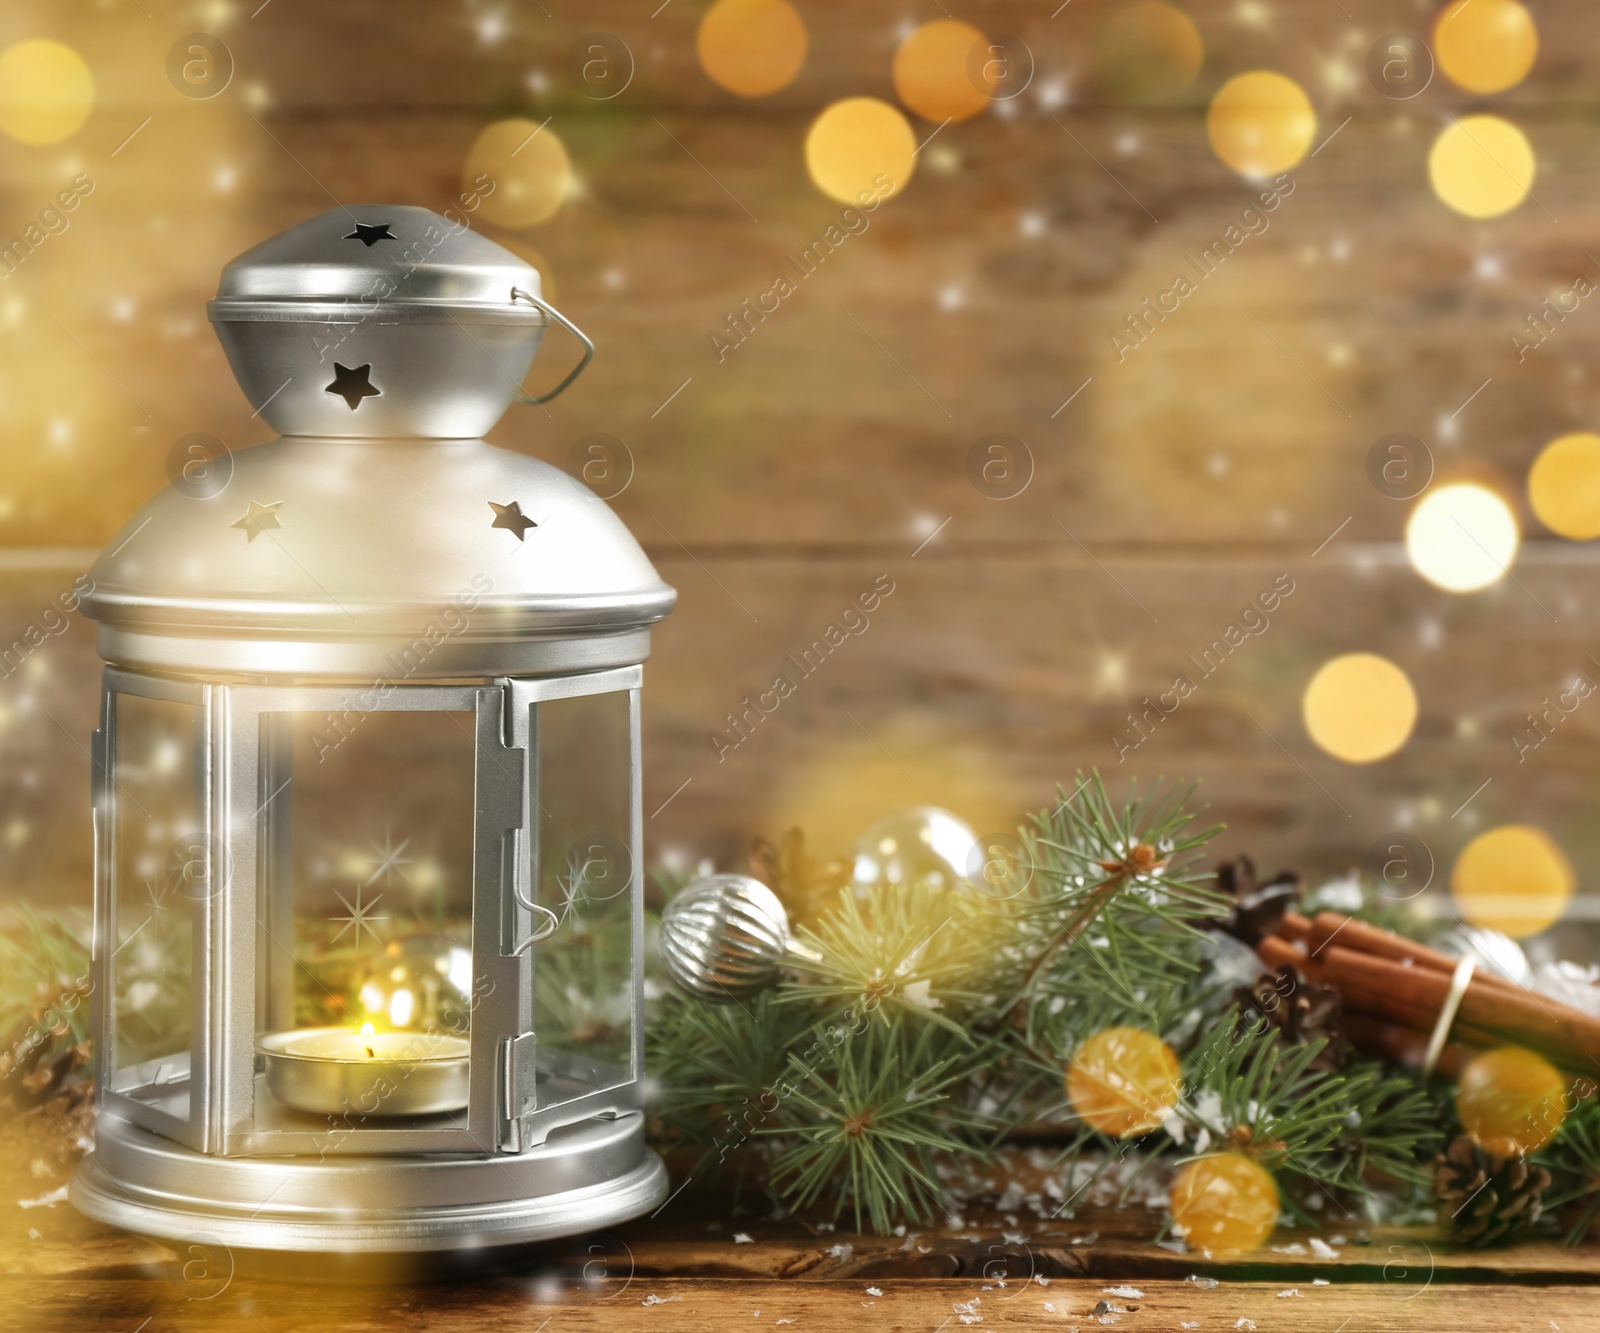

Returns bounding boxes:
[205,205,585,440]
[210,203,539,310]
[81,436,677,680]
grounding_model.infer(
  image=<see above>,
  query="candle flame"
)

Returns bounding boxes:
[360,1020,376,1059]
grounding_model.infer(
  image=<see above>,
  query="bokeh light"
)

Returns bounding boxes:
[892,19,992,124]
[1405,481,1519,592]
[1428,115,1535,219]
[1434,0,1538,95]
[1093,1,1205,103]
[1169,1153,1279,1256]
[697,0,807,99]
[1457,1046,1567,1155]
[0,40,93,146]
[462,118,573,228]
[1065,1026,1182,1137]
[805,97,916,205]
[1452,825,1575,939]
[1302,653,1418,764]
[1206,71,1316,178]
[1528,432,1600,540]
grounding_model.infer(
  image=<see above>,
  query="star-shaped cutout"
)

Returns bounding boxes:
[233,499,283,542]
[326,362,380,410]
[344,221,396,246]
[489,500,537,541]
[329,884,389,946]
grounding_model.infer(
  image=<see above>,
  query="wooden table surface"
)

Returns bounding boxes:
[5,1102,1595,1331]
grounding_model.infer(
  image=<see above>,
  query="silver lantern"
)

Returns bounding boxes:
[68,205,676,1254]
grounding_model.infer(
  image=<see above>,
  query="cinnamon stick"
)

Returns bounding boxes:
[1258,936,1508,1052]
[1307,912,1523,996]
[1277,911,1311,943]
[1320,943,1600,1067]
[1342,1011,1478,1080]
[1256,934,1311,974]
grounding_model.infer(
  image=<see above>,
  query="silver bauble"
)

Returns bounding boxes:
[1435,922,1529,986]
[660,874,790,1001]
[850,807,979,892]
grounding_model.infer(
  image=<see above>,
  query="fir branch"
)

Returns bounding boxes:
[1007,774,1228,1038]
[1182,1019,1443,1212]
[761,1018,996,1232]
[646,988,820,1157]
[781,882,996,1035]
[1536,1091,1600,1245]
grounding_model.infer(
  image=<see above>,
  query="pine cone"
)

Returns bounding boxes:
[1433,1135,1551,1247]
[1234,964,1349,1072]
[749,827,850,923]
[1,979,92,1120]
[1214,855,1300,947]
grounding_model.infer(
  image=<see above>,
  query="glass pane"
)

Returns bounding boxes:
[111,693,198,1118]
[254,707,476,1127]
[534,689,634,1106]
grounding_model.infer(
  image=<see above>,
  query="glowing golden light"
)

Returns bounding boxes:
[1065,1026,1182,1137]
[1434,0,1538,95]
[1169,1153,1279,1256]
[1457,1047,1567,1155]
[1452,825,1574,939]
[1405,481,1519,592]
[0,40,94,146]
[892,19,991,124]
[1206,71,1316,178]
[697,0,807,99]
[463,118,573,228]
[804,97,916,205]
[1528,432,1600,540]
[1301,653,1417,764]
[1429,115,1535,219]
[1093,0,1205,102]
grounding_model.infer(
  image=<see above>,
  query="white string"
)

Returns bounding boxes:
[1423,956,1477,1078]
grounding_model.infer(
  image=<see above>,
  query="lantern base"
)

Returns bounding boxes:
[70,1109,668,1254]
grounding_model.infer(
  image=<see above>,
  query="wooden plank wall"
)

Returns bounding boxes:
[2,0,1598,938]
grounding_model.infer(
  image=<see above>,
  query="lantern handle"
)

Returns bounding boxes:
[510,286,595,404]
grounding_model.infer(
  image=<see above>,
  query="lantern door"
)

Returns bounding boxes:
[217,683,524,1156]
[501,666,643,1153]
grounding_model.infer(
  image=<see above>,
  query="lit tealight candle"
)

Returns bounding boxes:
[259,1024,471,1118]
